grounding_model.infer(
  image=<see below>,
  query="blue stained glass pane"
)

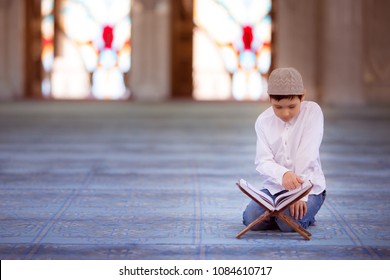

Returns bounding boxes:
[239,51,256,70]
[100,49,117,69]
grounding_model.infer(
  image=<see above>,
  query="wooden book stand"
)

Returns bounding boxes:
[236,184,313,240]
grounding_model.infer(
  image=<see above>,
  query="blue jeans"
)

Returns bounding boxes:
[242,189,326,232]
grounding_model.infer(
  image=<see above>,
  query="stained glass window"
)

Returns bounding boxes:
[41,0,131,100]
[193,0,272,100]
[41,0,55,98]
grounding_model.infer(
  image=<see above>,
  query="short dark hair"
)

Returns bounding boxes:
[269,94,304,101]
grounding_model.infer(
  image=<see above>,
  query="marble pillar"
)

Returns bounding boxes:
[275,0,320,102]
[129,0,171,101]
[362,0,390,103]
[0,0,24,100]
[320,0,364,105]
[0,0,10,99]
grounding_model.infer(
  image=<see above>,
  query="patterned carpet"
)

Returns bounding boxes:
[0,101,389,259]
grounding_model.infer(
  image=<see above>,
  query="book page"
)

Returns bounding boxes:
[238,179,275,211]
[274,180,313,211]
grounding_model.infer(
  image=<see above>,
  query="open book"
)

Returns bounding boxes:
[237,179,313,212]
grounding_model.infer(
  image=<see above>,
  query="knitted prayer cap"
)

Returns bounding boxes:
[267,67,304,95]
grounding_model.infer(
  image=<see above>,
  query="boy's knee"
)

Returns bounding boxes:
[242,201,269,230]
[242,208,258,227]
[243,202,260,222]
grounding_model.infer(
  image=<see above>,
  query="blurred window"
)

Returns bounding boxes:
[193,0,272,100]
[41,0,131,100]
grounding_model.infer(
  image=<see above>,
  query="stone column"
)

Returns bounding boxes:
[130,0,171,101]
[0,0,24,100]
[0,0,10,99]
[275,0,320,101]
[362,0,390,103]
[9,0,25,98]
[319,0,364,105]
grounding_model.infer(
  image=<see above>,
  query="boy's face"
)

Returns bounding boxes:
[270,96,303,123]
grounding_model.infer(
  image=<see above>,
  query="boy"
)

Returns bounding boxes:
[243,67,326,232]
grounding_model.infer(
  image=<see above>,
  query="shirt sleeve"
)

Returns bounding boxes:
[254,119,290,186]
[294,104,324,184]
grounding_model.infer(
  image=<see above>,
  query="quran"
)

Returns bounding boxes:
[237,178,313,212]
[236,178,313,240]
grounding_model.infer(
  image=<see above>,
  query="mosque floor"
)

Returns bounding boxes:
[0,101,389,259]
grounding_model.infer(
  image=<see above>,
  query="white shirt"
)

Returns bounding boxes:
[254,101,326,200]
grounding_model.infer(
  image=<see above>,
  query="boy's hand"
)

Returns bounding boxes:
[282,171,304,190]
[290,201,307,220]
